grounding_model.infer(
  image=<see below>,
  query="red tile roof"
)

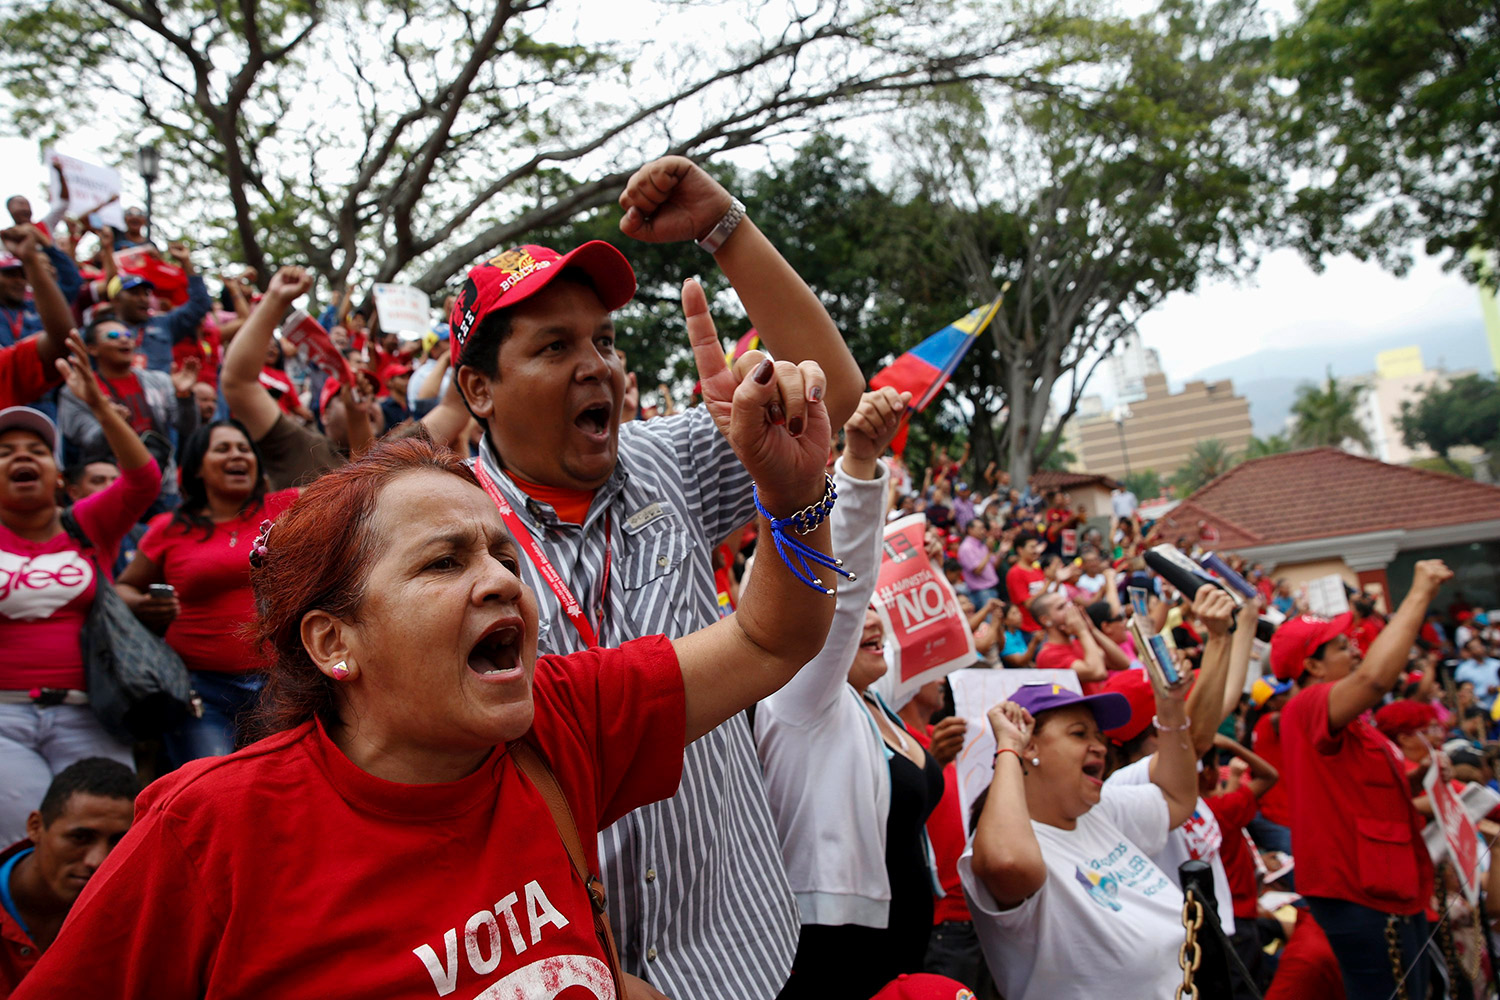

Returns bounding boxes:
[1152,448,1500,548]
[1031,470,1120,490]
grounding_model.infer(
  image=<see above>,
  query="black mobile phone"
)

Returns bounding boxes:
[148,583,176,600]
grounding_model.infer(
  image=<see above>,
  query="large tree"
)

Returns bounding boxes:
[1,0,1092,294]
[1399,373,1500,473]
[886,0,1293,486]
[1275,0,1500,282]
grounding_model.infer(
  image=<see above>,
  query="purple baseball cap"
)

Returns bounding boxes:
[1009,682,1133,732]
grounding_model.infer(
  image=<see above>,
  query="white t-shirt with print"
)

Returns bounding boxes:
[1106,756,1234,933]
[959,783,1186,1000]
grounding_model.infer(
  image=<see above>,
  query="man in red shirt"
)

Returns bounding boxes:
[1028,591,1129,692]
[1346,596,1385,657]
[1273,559,1452,999]
[1,758,136,996]
[1004,531,1047,632]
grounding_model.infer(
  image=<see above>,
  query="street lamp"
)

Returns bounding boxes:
[135,145,161,242]
[1112,404,1133,480]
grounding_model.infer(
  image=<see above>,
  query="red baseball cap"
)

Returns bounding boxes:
[448,242,636,357]
[870,974,976,1000]
[1101,669,1156,744]
[1268,612,1352,681]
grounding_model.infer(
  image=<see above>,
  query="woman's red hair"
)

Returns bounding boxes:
[246,435,478,741]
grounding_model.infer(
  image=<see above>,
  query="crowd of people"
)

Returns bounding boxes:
[0,154,1497,1000]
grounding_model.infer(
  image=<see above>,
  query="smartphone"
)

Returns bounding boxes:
[1145,633,1182,686]
[1128,617,1176,689]
[1128,586,1151,619]
[148,583,176,600]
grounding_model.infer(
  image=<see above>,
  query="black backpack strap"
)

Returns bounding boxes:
[60,507,95,551]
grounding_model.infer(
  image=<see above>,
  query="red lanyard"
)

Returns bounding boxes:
[473,461,610,648]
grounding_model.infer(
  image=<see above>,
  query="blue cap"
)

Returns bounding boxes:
[1009,682,1132,731]
[107,273,154,298]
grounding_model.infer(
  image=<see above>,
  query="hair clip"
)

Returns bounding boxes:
[248,519,274,569]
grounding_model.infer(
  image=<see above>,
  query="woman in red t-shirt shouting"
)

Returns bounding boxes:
[116,419,298,768]
[15,288,844,1000]
[1272,559,1453,1000]
[0,341,160,844]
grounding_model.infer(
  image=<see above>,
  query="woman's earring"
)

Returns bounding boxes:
[330,661,350,680]
[1031,757,1041,767]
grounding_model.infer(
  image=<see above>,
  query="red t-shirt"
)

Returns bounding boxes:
[1005,563,1046,630]
[1204,786,1259,919]
[101,373,154,436]
[1347,615,1385,657]
[1264,911,1347,1000]
[1280,682,1432,914]
[0,840,38,996]
[138,489,299,674]
[0,462,161,690]
[909,728,971,925]
[0,337,61,409]
[14,636,686,999]
[1035,638,1101,692]
[1250,713,1290,827]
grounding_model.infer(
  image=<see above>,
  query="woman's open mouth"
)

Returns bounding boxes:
[8,465,40,484]
[1082,760,1105,787]
[468,621,525,679]
[859,637,883,654]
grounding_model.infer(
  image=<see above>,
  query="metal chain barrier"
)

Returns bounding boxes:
[1384,915,1409,1000]
[1177,893,1203,1000]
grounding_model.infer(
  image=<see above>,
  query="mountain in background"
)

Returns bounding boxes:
[1178,318,1494,436]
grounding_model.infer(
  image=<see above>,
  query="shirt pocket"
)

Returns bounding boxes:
[619,509,692,592]
[1354,816,1418,902]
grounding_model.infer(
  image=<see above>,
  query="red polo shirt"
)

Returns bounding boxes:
[1005,563,1047,630]
[1280,682,1432,914]
[0,840,40,997]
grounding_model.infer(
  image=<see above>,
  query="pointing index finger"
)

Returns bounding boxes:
[681,278,729,383]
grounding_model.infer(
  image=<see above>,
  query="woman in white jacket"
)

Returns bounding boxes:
[755,388,943,1000]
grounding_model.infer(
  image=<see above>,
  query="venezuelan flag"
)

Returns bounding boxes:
[869,293,1004,411]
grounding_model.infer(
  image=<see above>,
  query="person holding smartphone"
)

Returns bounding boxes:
[116,420,299,767]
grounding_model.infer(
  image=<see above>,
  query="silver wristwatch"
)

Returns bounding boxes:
[696,197,746,254]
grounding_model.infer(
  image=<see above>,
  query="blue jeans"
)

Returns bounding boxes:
[1305,897,1428,1000]
[164,671,266,770]
[0,703,134,843]
[967,587,1000,609]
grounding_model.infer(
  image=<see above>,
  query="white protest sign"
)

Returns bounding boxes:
[45,149,126,230]
[372,283,432,334]
[1304,574,1350,617]
[950,668,1081,827]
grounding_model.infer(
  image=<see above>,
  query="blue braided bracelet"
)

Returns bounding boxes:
[752,474,857,596]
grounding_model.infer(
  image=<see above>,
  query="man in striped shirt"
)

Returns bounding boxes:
[449,156,864,1000]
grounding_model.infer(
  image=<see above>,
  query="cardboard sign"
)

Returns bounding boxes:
[872,513,978,703]
[950,667,1082,825]
[1423,765,1482,904]
[45,149,126,230]
[280,310,353,385]
[372,283,431,334]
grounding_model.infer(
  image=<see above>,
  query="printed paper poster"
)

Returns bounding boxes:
[1424,764,1481,904]
[45,149,126,230]
[372,283,432,333]
[280,310,353,385]
[872,513,977,704]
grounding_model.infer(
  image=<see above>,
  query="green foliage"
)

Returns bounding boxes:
[1171,439,1238,496]
[1244,433,1292,460]
[1409,456,1476,479]
[1398,373,1500,470]
[1289,370,1373,452]
[1122,469,1165,500]
[1275,0,1500,281]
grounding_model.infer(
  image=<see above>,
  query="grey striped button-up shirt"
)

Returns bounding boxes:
[472,406,800,1000]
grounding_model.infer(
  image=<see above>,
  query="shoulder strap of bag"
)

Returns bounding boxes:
[60,507,95,551]
[509,740,624,996]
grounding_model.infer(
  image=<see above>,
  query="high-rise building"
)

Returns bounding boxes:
[1072,373,1252,480]
[1334,347,1476,464]
[1099,332,1164,405]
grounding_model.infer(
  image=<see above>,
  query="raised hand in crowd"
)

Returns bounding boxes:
[618,155,862,426]
[166,240,194,274]
[928,714,968,768]
[1,224,72,370]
